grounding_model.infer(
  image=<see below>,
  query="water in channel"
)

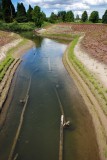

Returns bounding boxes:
[0,34,100,160]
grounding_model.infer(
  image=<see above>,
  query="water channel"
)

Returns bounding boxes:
[0,34,100,160]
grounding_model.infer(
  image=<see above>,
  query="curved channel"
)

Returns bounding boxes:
[0,36,100,160]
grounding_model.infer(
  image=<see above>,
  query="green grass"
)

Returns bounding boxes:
[0,55,14,81]
[0,38,29,82]
[68,36,107,114]
[45,33,73,38]
[41,21,52,28]
[7,38,28,55]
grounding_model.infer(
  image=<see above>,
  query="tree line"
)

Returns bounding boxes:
[0,0,46,27]
[0,0,107,26]
[50,10,107,24]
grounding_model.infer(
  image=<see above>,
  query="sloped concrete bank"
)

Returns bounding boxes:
[63,41,107,160]
[0,59,21,111]
[0,37,34,130]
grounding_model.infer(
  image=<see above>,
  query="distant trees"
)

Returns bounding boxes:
[81,11,88,22]
[49,10,74,23]
[2,0,15,22]
[16,3,27,22]
[102,10,107,24]
[0,1,3,19]
[1,0,46,27]
[32,6,45,27]
[65,11,74,22]
[1,1,107,26]
[76,14,80,21]
[89,11,99,23]
[27,5,33,21]
[58,11,66,22]
[49,12,57,23]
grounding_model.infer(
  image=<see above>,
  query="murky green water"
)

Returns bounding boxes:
[0,35,100,160]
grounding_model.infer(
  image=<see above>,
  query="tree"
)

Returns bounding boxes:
[0,1,3,20]
[27,5,33,21]
[76,14,80,20]
[102,10,107,24]
[2,0,16,22]
[81,11,88,22]
[58,11,66,22]
[41,11,46,21]
[16,3,27,22]
[32,6,44,27]
[89,11,99,23]
[65,11,74,22]
[49,12,57,23]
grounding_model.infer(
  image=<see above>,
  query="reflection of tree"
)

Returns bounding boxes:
[19,31,43,48]
[33,35,43,48]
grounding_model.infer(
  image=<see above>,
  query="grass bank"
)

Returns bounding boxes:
[0,55,14,82]
[0,32,34,130]
[7,38,28,56]
[63,36,107,160]
[0,38,30,82]
[40,32,74,42]
[68,37,107,115]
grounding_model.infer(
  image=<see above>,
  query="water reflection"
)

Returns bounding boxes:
[19,31,43,47]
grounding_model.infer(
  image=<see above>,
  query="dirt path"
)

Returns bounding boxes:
[63,41,107,160]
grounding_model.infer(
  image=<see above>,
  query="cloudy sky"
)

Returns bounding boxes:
[13,0,107,18]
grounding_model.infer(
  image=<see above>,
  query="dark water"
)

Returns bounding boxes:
[0,35,99,160]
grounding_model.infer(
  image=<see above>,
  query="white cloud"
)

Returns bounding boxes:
[23,0,107,17]
[25,0,43,3]
[71,3,90,10]
[83,0,107,5]
[53,9,58,14]
[43,4,50,9]
[63,3,90,12]
[25,0,90,10]
[74,11,83,16]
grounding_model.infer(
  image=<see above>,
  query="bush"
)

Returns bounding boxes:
[16,16,28,23]
[0,21,35,31]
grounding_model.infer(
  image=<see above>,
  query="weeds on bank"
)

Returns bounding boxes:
[0,56,14,81]
[7,38,28,56]
[0,39,28,82]
[68,37,107,115]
